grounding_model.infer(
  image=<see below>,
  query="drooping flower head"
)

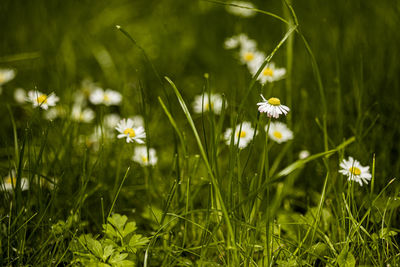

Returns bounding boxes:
[257,95,290,118]
[115,118,146,144]
[226,1,256,17]
[89,88,122,106]
[27,90,59,110]
[193,93,226,115]
[224,122,255,149]
[339,156,372,186]
[132,146,158,166]
[266,121,293,144]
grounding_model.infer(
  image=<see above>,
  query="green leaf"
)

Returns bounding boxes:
[122,221,137,237]
[87,238,103,259]
[128,234,149,253]
[337,246,355,267]
[108,214,128,232]
[103,245,114,260]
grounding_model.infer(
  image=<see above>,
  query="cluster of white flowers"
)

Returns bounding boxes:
[224,34,286,85]
[225,1,256,18]
[192,93,226,115]
[89,88,122,106]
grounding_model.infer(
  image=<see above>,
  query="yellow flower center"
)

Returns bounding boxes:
[244,52,254,62]
[273,131,282,139]
[141,156,148,163]
[37,94,48,104]
[237,131,247,138]
[5,177,17,186]
[349,167,361,176]
[263,68,274,77]
[0,73,5,83]
[123,128,136,137]
[267,97,281,106]
[104,94,110,102]
[205,102,214,110]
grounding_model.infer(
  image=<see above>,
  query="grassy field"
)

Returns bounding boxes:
[1,0,400,266]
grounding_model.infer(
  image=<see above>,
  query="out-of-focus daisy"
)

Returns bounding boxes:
[224,122,255,149]
[0,69,16,88]
[193,93,225,114]
[132,146,158,166]
[71,105,95,123]
[226,1,256,18]
[299,150,310,159]
[339,156,372,186]
[257,95,290,119]
[104,113,121,129]
[255,62,286,84]
[266,122,293,144]
[44,106,67,121]
[14,88,27,103]
[224,36,240,50]
[115,118,146,144]
[239,48,264,67]
[89,88,122,106]
[1,170,29,192]
[130,115,144,127]
[27,90,59,110]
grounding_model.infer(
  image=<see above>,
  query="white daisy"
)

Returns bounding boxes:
[226,1,256,18]
[115,118,146,144]
[132,146,158,166]
[27,90,59,110]
[193,93,225,114]
[89,88,122,106]
[257,62,286,84]
[1,170,29,192]
[299,150,310,159]
[0,69,16,86]
[224,122,255,149]
[71,105,95,123]
[257,95,290,119]
[339,156,372,186]
[239,48,264,67]
[266,122,293,144]
[14,88,27,103]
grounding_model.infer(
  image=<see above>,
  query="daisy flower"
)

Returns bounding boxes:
[115,118,146,144]
[0,69,16,87]
[71,105,95,123]
[224,122,255,149]
[266,122,293,144]
[132,146,158,166]
[89,88,122,106]
[339,156,372,186]
[193,93,225,114]
[248,60,286,84]
[226,1,256,18]
[14,88,27,103]
[239,48,264,67]
[299,150,310,159]
[257,95,290,119]
[27,90,59,110]
[1,170,29,192]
